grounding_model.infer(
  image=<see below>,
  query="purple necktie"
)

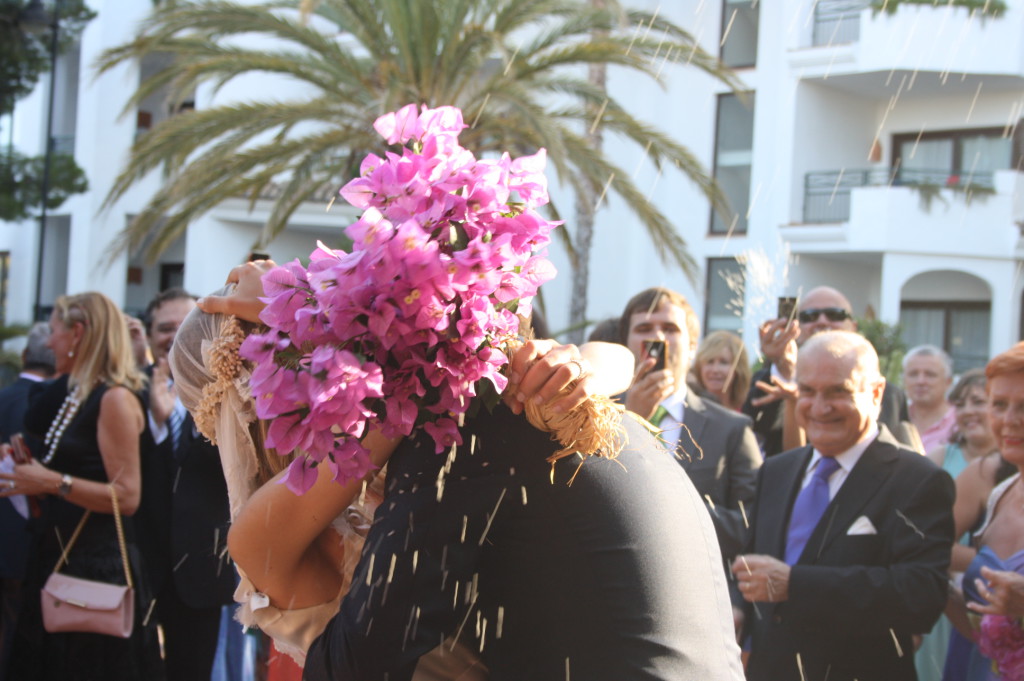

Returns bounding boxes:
[785,456,842,565]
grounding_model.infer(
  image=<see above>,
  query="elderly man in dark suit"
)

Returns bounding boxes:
[0,323,54,681]
[619,287,760,560]
[733,330,955,681]
[135,289,234,681]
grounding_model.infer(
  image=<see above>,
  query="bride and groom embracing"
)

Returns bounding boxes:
[176,262,744,681]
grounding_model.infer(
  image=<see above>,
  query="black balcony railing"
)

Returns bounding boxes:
[803,167,997,223]
[813,0,870,46]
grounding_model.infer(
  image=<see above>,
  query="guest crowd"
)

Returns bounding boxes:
[0,278,1022,681]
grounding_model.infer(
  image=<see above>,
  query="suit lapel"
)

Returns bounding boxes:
[798,432,898,563]
[680,393,707,463]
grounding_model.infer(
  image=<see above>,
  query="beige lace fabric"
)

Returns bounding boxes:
[168,290,260,521]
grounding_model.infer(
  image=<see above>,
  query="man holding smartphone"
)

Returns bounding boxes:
[618,287,760,562]
[743,286,912,458]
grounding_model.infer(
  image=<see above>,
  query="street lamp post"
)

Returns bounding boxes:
[21,0,63,322]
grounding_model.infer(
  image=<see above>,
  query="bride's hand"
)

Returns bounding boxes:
[504,340,594,416]
[197,259,277,322]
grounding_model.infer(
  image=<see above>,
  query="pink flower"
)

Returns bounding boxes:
[265,412,313,454]
[383,396,418,438]
[344,207,392,247]
[423,417,463,453]
[373,103,422,145]
[508,148,550,206]
[250,103,559,494]
[326,439,375,483]
[281,457,320,496]
[418,105,465,137]
[977,614,1024,681]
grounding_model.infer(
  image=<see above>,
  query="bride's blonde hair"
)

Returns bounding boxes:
[169,288,296,518]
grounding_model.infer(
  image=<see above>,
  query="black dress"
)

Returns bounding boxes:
[9,377,165,681]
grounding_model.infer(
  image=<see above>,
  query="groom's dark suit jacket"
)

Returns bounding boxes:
[741,427,954,681]
[675,391,760,560]
[305,406,745,681]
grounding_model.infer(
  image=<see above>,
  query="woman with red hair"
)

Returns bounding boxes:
[948,341,1024,680]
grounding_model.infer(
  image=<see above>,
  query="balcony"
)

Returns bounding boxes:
[787,168,1024,257]
[796,1,1024,83]
[803,167,995,223]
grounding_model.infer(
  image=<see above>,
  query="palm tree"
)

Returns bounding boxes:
[99,0,739,326]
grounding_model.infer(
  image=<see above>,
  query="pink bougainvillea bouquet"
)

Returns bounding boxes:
[240,104,561,494]
[977,613,1024,681]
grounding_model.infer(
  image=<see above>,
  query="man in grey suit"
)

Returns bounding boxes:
[733,331,954,681]
[619,287,760,559]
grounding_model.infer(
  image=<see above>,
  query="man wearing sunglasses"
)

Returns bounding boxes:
[743,287,911,458]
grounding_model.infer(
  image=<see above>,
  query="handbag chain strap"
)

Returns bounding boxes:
[52,483,134,590]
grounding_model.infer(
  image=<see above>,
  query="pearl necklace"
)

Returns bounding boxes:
[42,386,85,465]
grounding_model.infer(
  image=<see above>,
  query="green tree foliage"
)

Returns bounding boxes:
[871,0,1006,18]
[0,150,88,220]
[0,0,95,217]
[98,0,740,280]
[858,317,907,384]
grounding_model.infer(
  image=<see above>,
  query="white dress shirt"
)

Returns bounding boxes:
[799,423,880,500]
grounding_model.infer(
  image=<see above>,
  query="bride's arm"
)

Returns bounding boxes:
[227,429,400,609]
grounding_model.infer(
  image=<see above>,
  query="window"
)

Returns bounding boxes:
[900,301,990,373]
[721,1,759,68]
[813,0,870,47]
[892,127,1014,188]
[710,93,755,235]
[704,257,745,334]
[160,263,185,291]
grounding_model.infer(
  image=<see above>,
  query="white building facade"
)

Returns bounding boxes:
[2,0,1022,371]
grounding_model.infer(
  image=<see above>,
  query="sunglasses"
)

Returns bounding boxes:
[798,307,852,323]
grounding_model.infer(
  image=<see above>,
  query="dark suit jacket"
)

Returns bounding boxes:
[741,428,954,681]
[305,407,745,681]
[136,380,234,609]
[744,363,911,457]
[0,376,47,579]
[675,392,760,560]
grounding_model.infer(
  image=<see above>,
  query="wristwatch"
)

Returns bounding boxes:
[57,474,73,498]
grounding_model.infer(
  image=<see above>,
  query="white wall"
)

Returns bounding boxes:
[543,0,730,334]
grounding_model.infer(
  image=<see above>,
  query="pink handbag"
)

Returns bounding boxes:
[40,484,135,638]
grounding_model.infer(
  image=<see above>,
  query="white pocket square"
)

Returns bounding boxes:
[847,516,877,535]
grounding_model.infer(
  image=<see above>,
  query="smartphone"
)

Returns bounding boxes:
[643,340,667,372]
[10,433,32,464]
[248,251,271,262]
[777,296,798,323]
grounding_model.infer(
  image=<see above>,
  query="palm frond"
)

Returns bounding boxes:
[99,0,739,289]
